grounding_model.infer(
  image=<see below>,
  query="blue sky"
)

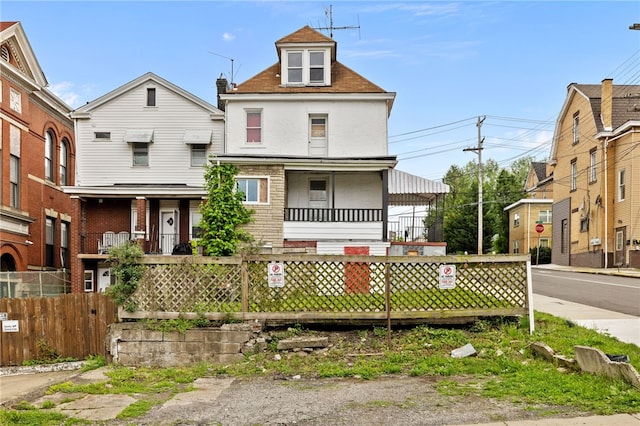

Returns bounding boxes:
[4,1,640,187]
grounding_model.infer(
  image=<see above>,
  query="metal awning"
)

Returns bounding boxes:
[388,169,450,206]
[183,129,212,144]
[125,129,154,143]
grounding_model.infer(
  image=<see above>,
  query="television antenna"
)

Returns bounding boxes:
[313,4,360,39]
[208,51,241,85]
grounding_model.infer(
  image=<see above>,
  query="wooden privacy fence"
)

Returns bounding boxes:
[0,293,117,366]
[122,254,532,324]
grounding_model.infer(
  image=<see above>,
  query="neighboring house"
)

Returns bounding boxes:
[64,72,225,292]
[1,22,75,274]
[503,161,553,255]
[218,26,448,256]
[549,79,640,268]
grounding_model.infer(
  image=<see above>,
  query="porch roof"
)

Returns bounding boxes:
[388,169,450,206]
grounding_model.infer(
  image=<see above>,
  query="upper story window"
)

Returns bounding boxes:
[60,138,69,185]
[283,49,328,86]
[513,212,520,227]
[618,169,626,201]
[570,159,577,191]
[191,144,207,167]
[9,87,21,113]
[94,132,111,140]
[572,112,579,144]
[589,149,597,183]
[132,143,149,166]
[10,155,20,209]
[146,88,156,107]
[1,45,9,62]
[45,130,55,182]
[246,110,262,143]
[539,210,552,223]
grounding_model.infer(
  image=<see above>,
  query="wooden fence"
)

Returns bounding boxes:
[122,254,533,326]
[0,293,117,366]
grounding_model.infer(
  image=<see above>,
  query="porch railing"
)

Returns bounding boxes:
[284,208,383,222]
[80,232,183,255]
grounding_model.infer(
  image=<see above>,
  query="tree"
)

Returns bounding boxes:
[198,162,254,256]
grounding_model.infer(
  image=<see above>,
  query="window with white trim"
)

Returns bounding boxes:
[282,49,328,86]
[618,169,625,201]
[589,149,597,183]
[132,143,149,166]
[45,130,55,182]
[513,212,520,227]
[287,51,303,83]
[246,110,262,143]
[236,177,269,204]
[84,270,94,292]
[61,222,70,269]
[513,240,520,254]
[572,112,579,144]
[60,139,69,185]
[146,87,156,106]
[309,51,325,83]
[539,238,549,248]
[191,144,207,166]
[10,154,20,209]
[538,210,552,223]
[570,159,577,191]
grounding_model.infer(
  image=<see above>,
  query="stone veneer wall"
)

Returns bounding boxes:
[107,323,261,367]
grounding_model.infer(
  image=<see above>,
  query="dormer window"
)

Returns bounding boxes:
[282,49,329,86]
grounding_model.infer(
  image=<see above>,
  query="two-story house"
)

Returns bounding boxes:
[504,162,553,256]
[64,72,225,292]
[1,22,75,281]
[549,79,640,268]
[218,26,447,256]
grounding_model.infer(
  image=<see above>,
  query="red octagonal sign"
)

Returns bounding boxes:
[535,223,544,234]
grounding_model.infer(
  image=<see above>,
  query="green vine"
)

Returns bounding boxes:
[106,241,144,312]
[197,162,254,256]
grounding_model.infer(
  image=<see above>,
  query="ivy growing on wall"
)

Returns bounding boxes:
[197,162,254,256]
[106,241,144,312]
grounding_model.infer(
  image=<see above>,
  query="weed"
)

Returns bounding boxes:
[40,400,56,409]
[14,401,35,411]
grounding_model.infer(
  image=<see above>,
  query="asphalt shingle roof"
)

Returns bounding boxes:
[573,84,640,132]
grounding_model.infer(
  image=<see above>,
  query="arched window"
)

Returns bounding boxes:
[60,138,69,185]
[45,130,55,181]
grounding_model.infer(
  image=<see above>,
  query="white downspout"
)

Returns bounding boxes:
[603,137,609,268]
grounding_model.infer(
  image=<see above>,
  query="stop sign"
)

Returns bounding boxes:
[535,223,544,233]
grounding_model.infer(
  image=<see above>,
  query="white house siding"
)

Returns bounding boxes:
[75,83,223,187]
[286,172,382,208]
[283,222,383,241]
[224,99,388,157]
[316,241,390,256]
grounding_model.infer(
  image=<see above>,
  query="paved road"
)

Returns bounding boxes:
[532,268,640,316]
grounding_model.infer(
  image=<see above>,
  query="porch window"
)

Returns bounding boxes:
[246,110,262,143]
[190,211,203,239]
[236,177,268,204]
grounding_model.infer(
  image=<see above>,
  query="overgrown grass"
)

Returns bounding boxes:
[2,312,639,425]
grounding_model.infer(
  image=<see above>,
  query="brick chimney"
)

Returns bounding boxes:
[601,78,613,131]
[216,74,228,111]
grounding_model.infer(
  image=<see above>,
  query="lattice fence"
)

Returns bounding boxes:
[122,254,531,322]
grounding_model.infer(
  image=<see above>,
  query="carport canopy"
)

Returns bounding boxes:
[388,169,450,206]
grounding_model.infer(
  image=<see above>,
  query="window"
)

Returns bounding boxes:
[45,130,54,181]
[146,88,156,106]
[570,159,577,191]
[561,219,568,254]
[60,139,68,185]
[236,177,269,203]
[190,211,203,239]
[539,238,549,248]
[309,51,325,83]
[513,240,520,254]
[287,51,303,83]
[310,118,326,137]
[46,218,55,268]
[10,155,20,209]
[191,144,207,167]
[513,212,520,227]
[589,149,597,183]
[84,270,94,292]
[246,110,262,143]
[616,230,624,252]
[132,143,149,166]
[9,87,21,113]
[618,169,626,201]
[61,222,69,269]
[309,179,327,202]
[539,210,552,223]
[94,132,111,140]
[572,112,579,144]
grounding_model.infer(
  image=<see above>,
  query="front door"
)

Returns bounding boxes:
[160,210,178,254]
[308,116,327,157]
[615,226,626,267]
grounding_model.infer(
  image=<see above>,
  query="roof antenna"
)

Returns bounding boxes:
[208,52,240,85]
[313,4,360,39]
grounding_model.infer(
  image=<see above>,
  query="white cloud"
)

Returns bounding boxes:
[48,81,80,108]
[222,32,235,42]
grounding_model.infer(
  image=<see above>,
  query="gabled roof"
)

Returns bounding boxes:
[72,72,223,117]
[0,21,48,88]
[531,162,548,182]
[275,25,336,62]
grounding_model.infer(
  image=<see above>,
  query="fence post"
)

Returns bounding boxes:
[385,256,391,348]
[241,258,249,319]
[526,260,535,335]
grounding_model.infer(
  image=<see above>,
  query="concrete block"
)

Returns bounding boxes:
[205,342,243,354]
[207,330,251,344]
[529,342,556,362]
[277,336,329,350]
[451,343,477,358]
[139,329,163,342]
[575,345,640,388]
[213,353,245,364]
[163,331,186,342]
[185,329,207,342]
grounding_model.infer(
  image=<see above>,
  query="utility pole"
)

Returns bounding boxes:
[463,116,485,255]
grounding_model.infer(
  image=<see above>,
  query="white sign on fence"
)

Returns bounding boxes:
[268,262,285,288]
[438,265,456,289]
[2,320,19,333]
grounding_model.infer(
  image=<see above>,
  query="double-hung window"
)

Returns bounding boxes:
[287,52,303,83]
[133,143,149,166]
[572,113,579,144]
[539,210,552,224]
[61,222,70,269]
[60,139,69,185]
[191,144,207,166]
[45,130,54,182]
[618,169,626,201]
[10,155,20,208]
[570,159,577,191]
[513,213,520,227]
[589,149,597,183]
[236,177,269,204]
[46,217,55,268]
[246,110,262,143]
[309,51,325,83]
